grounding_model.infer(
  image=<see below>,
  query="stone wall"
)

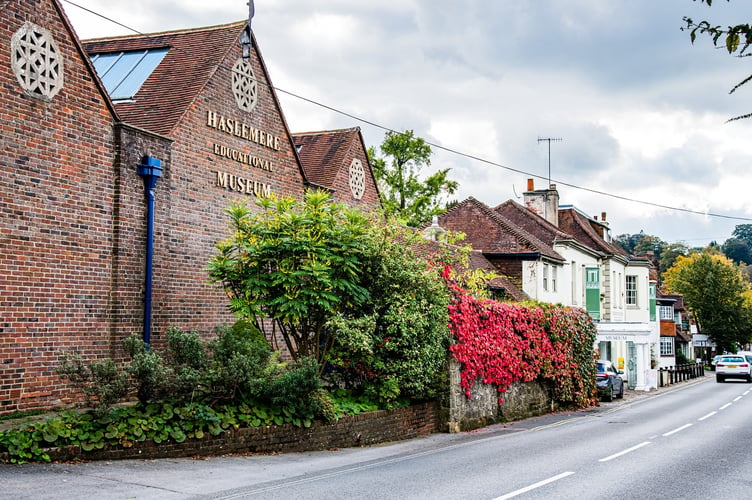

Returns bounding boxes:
[446,359,556,432]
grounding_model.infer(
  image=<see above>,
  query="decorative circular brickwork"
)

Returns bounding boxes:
[232,58,258,113]
[349,158,366,200]
[11,22,64,101]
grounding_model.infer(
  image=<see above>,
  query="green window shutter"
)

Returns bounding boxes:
[585,267,600,321]
[649,283,656,321]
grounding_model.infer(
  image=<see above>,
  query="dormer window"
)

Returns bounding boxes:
[90,48,169,102]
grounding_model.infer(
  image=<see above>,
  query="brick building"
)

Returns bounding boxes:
[1,0,380,414]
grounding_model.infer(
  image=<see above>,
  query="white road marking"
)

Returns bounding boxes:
[719,403,732,410]
[598,441,651,462]
[663,423,692,437]
[494,471,575,500]
[733,396,742,402]
[698,411,716,421]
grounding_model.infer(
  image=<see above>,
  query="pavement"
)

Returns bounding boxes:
[607,372,709,405]
[0,372,712,449]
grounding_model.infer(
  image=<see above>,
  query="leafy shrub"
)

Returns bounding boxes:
[57,354,130,418]
[329,389,381,416]
[207,191,372,367]
[123,334,171,404]
[265,356,322,419]
[326,221,452,408]
[0,394,341,463]
[207,320,281,401]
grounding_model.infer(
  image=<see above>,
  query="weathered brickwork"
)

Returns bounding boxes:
[152,41,307,336]
[327,137,382,210]
[111,125,174,355]
[0,402,439,462]
[1,0,382,414]
[0,0,120,412]
[485,257,524,289]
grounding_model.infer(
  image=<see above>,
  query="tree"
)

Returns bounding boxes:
[614,233,692,283]
[633,235,665,257]
[663,252,752,352]
[208,190,372,369]
[659,242,694,278]
[208,191,454,404]
[614,231,648,254]
[368,130,458,227]
[683,0,752,121]
[722,237,752,264]
[732,224,752,244]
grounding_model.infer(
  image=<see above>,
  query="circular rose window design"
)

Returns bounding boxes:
[349,158,366,200]
[232,58,258,113]
[11,22,64,101]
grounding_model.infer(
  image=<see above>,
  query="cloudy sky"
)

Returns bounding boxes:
[61,0,752,245]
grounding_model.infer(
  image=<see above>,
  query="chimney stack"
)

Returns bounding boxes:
[523,178,559,226]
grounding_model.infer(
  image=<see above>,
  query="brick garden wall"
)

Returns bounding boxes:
[20,402,440,462]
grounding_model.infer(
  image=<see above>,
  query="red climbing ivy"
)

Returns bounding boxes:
[443,266,598,408]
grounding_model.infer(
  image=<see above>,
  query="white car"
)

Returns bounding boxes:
[715,355,752,383]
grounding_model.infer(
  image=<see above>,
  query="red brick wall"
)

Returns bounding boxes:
[0,1,385,415]
[0,0,118,412]
[147,42,308,339]
[486,258,524,288]
[26,402,441,462]
[111,125,173,353]
[328,136,382,210]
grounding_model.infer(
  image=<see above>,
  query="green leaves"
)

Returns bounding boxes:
[208,191,372,367]
[369,130,458,227]
[683,2,752,120]
[664,251,751,353]
[0,396,335,463]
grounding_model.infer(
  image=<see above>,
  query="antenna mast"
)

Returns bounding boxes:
[537,137,562,187]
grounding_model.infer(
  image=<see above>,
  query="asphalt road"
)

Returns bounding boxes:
[1,376,747,499]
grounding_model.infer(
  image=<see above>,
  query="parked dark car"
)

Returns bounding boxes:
[596,360,625,402]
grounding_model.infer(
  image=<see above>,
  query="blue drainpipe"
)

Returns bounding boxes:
[137,156,162,348]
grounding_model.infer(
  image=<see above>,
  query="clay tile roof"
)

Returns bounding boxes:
[676,329,692,343]
[494,199,573,244]
[83,21,247,137]
[437,197,564,261]
[660,293,685,310]
[291,128,361,188]
[410,232,528,302]
[467,251,529,301]
[558,207,628,257]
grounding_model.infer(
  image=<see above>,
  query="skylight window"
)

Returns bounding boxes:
[90,48,168,101]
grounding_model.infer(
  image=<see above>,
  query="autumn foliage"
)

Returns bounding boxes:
[443,266,598,408]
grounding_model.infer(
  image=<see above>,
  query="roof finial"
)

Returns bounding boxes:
[248,0,255,29]
[240,0,255,61]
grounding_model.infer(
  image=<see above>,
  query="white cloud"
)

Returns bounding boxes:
[62,0,752,244]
